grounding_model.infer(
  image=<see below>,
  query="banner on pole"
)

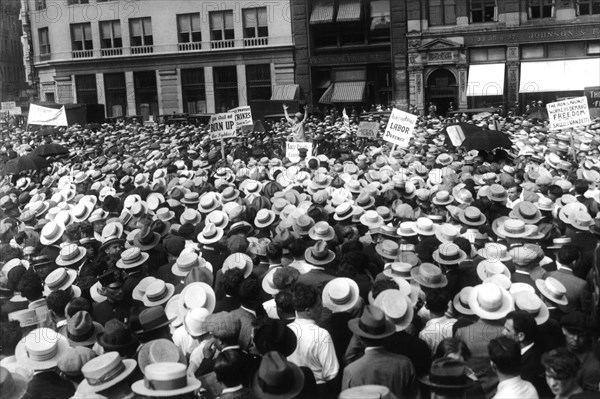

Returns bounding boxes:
[547,96,591,130]
[357,122,379,138]
[286,142,313,163]
[209,112,236,140]
[27,104,68,126]
[382,108,417,148]
[229,106,253,127]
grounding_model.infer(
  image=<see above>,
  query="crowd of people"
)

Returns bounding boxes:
[0,105,599,399]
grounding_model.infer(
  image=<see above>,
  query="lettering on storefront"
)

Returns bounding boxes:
[427,51,454,62]
[466,26,600,45]
[310,52,390,65]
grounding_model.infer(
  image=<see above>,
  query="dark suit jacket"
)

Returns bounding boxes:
[545,268,587,312]
[296,267,335,290]
[511,270,540,295]
[521,343,552,398]
[214,296,241,313]
[342,347,419,399]
[319,311,355,368]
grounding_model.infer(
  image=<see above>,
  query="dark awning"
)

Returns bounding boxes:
[310,0,335,24]
[270,84,299,100]
[331,81,366,103]
[337,0,362,22]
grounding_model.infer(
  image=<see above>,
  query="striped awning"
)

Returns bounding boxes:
[331,81,366,103]
[270,84,299,100]
[310,0,335,24]
[337,0,362,22]
[318,84,334,104]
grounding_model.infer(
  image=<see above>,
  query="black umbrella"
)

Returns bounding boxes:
[443,123,512,152]
[527,109,548,121]
[31,143,68,157]
[4,155,50,174]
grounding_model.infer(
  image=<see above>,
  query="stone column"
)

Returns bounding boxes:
[457,66,468,110]
[506,46,520,110]
[205,67,215,114]
[237,64,247,106]
[125,71,136,116]
[391,0,409,109]
[96,73,105,115]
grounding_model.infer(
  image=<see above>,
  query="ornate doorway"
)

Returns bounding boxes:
[426,68,458,116]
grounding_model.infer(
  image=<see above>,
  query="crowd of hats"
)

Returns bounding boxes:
[1,108,600,399]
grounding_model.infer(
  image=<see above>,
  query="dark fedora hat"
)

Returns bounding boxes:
[97,319,139,357]
[420,358,475,391]
[252,351,304,399]
[133,226,161,251]
[253,320,297,357]
[347,305,395,340]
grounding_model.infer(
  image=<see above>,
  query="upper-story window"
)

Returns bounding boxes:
[470,0,496,22]
[38,27,50,54]
[100,20,122,48]
[67,0,88,5]
[576,0,600,15]
[210,10,234,41]
[243,7,268,38]
[370,0,390,42]
[528,0,554,19]
[129,17,153,46]
[177,13,201,43]
[36,0,46,11]
[429,0,457,26]
[71,23,93,50]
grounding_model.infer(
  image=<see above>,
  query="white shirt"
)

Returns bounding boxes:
[287,317,339,384]
[172,325,200,355]
[521,342,534,356]
[419,315,457,354]
[493,376,539,399]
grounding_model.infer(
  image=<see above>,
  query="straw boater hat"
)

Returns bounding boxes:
[458,206,487,227]
[172,253,206,278]
[116,247,149,269]
[360,210,384,229]
[496,218,537,238]
[513,291,549,325]
[374,289,414,332]
[255,209,277,228]
[40,221,65,245]
[206,210,229,230]
[509,201,542,224]
[476,260,510,282]
[222,253,253,278]
[15,328,70,370]
[142,279,175,307]
[535,277,568,306]
[468,283,514,320]
[477,243,511,262]
[432,243,467,265]
[197,223,224,245]
[179,282,216,314]
[309,221,335,241]
[44,267,80,297]
[55,244,87,267]
[305,240,336,266]
[77,352,137,394]
[322,278,360,313]
[339,385,396,399]
[413,217,435,236]
[453,287,475,316]
[411,263,448,288]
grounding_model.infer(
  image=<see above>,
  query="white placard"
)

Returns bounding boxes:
[27,104,68,126]
[286,142,313,163]
[229,106,253,127]
[209,112,236,140]
[547,96,591,130]
[8,107,22,115]
[357,122,379,138]
[382,108,418,148]
[1,101,16,110]
[446,125,466,147]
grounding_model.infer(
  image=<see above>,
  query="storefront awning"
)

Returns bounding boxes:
[467,64,505,97]
[520,59,600,93]
[310,1,335,24]
[331,81,366,103]
[270,84,299,100]
[318,84,334,104]
[337,0,362,22]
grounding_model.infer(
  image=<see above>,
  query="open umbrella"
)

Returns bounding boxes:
[527,109,548,121]
[31,143,68,157]
[4,155,50,174]
[443,123,512,152]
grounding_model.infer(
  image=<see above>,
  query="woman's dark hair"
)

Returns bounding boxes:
[434,338,472,361]
[214,350,245,387]
[541,347,581,380]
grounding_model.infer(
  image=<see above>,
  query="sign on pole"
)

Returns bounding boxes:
[382,108,418,148]
[209,112,236,140]
[547,96,591,130]
[229,106,253,127]
[27,104,68,126]
[357,122,379,138]
[1,101,16,110]
[8,107,22,115]
[286,142,313,163]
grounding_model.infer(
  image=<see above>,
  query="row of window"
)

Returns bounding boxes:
[467,41,600,62]
[428,0,599,26]
[0,38,22,58]
[37,7,268,54]
[70,65,272,116]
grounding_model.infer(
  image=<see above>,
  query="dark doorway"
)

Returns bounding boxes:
[426,68,457,116]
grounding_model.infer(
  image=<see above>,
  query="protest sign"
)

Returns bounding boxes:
[8,107,21,115]
[1,101,16,110]
[229,106,253,127]
[27,104,68,126]
[286,142,313,163]
[209,112,236,140]
[547,96,591,130]
[357,122,379,138]
[382,108,417,148]
[445,125,466,147]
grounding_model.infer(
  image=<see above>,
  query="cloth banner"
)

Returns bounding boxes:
[357,122,379,138]
[547,96,591,130]
[27,104,68,126]
[209,112,236,140]
[382,108,417,148]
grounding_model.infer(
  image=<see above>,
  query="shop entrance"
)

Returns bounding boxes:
[426,68,458,116]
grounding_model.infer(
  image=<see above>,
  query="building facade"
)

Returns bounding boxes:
[405,0,600,114]
[25,0,295,119]
[291,0,409,110]
[292,0,600,114]
[1,0,26,102]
